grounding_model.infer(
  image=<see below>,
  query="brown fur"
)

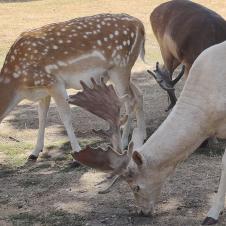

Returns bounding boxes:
[150,0,226,73]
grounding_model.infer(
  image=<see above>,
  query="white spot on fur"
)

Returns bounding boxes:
[13,72,20,78]
[97,40,102,46]
[11,55,15,61]
[45,64,59,73]
[114,31,119,36]
[131,32,134,38]
[109,34,114,39]
[53,45,58,49]
[34,80,41,86]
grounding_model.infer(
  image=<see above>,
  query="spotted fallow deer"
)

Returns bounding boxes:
[148,0,226,111]
[69,41,226,225]
[0,13,147,161]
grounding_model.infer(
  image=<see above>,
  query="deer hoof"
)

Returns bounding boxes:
[27,155,38,162]
[202,217,218,225]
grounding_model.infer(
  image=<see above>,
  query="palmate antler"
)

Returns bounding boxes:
[147,62,185,112]
[68,77,124,153]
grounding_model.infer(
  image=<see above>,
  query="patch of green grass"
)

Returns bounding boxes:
[0,142,33,167]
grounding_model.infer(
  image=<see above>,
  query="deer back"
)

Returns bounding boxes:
[150,0,226,66]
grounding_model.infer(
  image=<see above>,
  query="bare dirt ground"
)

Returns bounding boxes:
[1,0,226,226]
[1,72,226,226]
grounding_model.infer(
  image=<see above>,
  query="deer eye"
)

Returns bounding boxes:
[133,185,140,193]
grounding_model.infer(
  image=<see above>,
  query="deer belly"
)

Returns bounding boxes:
[57,67,108,90]
[21,88,49,102]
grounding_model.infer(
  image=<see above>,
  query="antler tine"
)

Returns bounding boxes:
[80,80,90,90]
[155,62,160,72]
[172,65,185,86]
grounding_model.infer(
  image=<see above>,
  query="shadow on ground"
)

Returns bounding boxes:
[1,70,226,225]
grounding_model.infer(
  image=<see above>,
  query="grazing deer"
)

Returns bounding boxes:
[148,0,226,111]
[0,13,147,161]
[70,41,226,225]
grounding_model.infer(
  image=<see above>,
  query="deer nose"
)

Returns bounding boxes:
[137,209,152,217]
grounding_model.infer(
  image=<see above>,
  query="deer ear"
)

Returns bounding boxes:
[132,151,143,166]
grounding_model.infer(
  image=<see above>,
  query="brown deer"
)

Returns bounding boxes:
[0,13,147,161]
[148,0,226,111]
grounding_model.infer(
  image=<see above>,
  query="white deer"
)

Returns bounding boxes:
[70,41,226,225]
[0,13,147,162]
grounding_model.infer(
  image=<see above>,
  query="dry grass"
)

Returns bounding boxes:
[1,0,226,66]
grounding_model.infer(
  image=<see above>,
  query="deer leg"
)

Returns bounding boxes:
[28,96,51,161]
[109,69,135,149]
[130,82,146,148]
[49,85,81,154]
[202,149,226,225]
[119,101,133,149]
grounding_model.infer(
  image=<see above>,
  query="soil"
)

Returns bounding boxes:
[1,70,226,226]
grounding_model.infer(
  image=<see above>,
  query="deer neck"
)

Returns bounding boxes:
[0,71,20,122]
[142,94,213,169]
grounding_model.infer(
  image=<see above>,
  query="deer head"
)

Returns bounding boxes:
[68,77,171,216]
